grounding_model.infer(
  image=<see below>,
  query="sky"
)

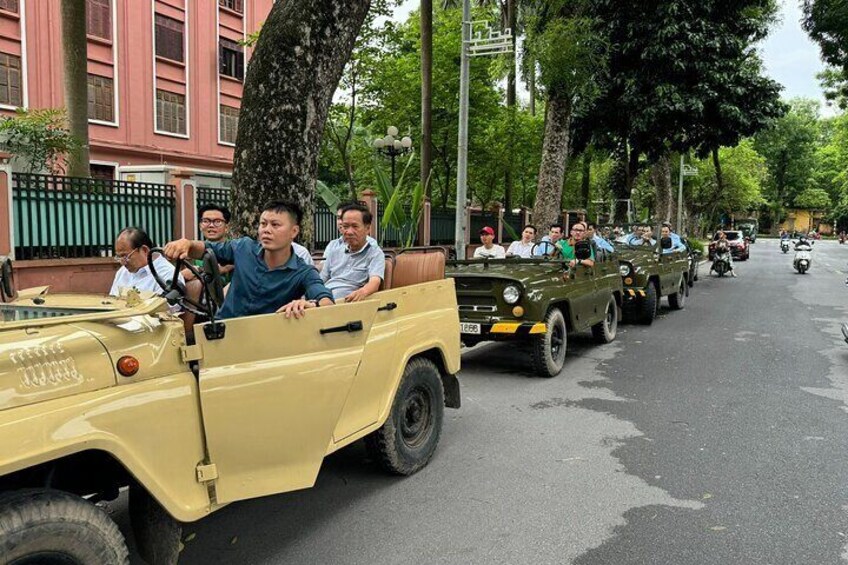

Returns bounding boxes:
[391,0,839,117]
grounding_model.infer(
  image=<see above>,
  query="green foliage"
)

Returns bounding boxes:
[372,151,424,247]
[794,188,831,209]
[0,108,80,174]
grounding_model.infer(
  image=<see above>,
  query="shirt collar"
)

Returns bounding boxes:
[254,240,302,270]
[345,240,372,255]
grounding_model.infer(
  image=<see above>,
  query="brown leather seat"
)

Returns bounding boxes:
[380,257,395,290]
[392,248,446,288]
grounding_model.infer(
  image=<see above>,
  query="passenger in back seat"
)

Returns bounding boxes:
[323,203,377,261]
[322,203,385,302]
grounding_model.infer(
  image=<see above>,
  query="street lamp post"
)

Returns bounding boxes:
[373,126,413,187]
[677,155,698,232]
[454,0,513,259]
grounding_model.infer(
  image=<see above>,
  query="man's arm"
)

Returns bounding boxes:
[345,249,386,302]
[345,276,382,303]
[162,239,207,262]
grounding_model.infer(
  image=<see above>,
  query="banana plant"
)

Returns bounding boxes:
[373,151,426,248]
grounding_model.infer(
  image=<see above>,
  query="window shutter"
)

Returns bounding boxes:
[0,0,19,14]
[86,0,111,40]
[155,15,184,62]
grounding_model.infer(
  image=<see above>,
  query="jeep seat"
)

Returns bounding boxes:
[391,247,446,288]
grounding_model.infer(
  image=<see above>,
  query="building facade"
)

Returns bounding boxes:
[0,0,272,185]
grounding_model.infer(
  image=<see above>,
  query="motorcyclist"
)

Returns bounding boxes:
[795,235,812,250]
[780,230,790,241]
[712,231,737,277]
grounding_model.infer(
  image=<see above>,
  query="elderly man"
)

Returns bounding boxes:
[163,200,334,319]
[323,203,377,258]
[110,227,182,296]
[321,202,386,302]
[473,226,506,259]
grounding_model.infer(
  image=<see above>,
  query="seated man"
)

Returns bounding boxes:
[557,221,595,268]
[660,225,687,253]
[587,222,614,253]
[533,224,563,256]
[163,200,333,319]
[506,224,537,258]
[473,226,506,259]
[110,227,183,296]
[323,203,378,258]
[321,203,385,301]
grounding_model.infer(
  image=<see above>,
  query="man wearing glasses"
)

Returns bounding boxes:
[186,204,235,284]
[557,221,595,268]
[110,227,183,296]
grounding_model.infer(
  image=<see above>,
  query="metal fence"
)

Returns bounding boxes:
[12,173,176,260]
[313,204,337,249]
[195,185,231,238]
[430,209,457,245]
[503,212,523,241]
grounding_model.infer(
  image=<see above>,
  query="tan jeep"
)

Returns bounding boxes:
[0,250,460,564]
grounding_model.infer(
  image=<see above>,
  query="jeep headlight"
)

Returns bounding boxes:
[503,285,521,305]
[619,263,633,277]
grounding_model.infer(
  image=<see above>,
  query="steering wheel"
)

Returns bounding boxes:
[531,240,558,258]
[148,248,222,317]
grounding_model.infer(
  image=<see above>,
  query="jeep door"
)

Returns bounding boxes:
[195,301,379,504]
[566,265,597,330]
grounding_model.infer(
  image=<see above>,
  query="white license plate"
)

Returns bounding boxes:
[460,322,481,335]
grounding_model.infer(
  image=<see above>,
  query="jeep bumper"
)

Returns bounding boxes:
[460,321,547,340]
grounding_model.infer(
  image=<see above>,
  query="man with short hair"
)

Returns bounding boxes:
[473,226,506,259]
[184,204,235,283]
[323,203,377,259]
[163,200,334,319]
[660,225,687,253]
[321,203,386,302]
[110,227,183,296]
[557,221,595,268]
[533,224,563,256]
[506,225,537,258]
[587,222,614,253]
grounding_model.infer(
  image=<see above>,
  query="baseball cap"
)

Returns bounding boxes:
[480,226,495,236]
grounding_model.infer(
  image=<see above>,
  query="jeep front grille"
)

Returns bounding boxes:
[454,279,494,292]
[458,304,497,313]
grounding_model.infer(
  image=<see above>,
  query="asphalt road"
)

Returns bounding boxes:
[122,239,848,565]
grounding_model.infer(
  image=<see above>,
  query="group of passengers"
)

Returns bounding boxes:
[109,199,386,320]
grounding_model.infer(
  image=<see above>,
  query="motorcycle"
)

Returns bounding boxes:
[793,243,813,274]
[840,233,846,245]
[711,247,732,277]
[780,239,790,253]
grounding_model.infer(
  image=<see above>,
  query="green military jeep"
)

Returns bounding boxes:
[0,251,460,564]
[446,241,623,378]
[616,238,692,324]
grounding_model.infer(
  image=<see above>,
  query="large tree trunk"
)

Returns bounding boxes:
[580,150,591,208]
[651,152,673,221]
[60,0,90,177]
[231,0,370,242]
[532,93,572,231]
[610,142,638,223]
[528,59,536,116]
[420,0,432,197]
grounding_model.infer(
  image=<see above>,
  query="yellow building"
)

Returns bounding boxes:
[778,209,832,235]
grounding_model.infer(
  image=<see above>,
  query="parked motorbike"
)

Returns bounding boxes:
[711,247,732,277]
[780,239,790,253]
[794,243,813,274]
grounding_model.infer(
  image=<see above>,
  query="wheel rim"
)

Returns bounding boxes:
[550,321,565,358]
[10,553,82,565]
[401,386,433,448]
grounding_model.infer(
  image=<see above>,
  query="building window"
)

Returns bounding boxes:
[218,0,243,13]
[0,0,19,14]
[87,75,114,122]
[86,0,111,40]
[220,105,239,144]
[155,14,184,63]
[156,90,186,135]
[0,53,22,107]
[219,38,244,81]
[90,164,116,180]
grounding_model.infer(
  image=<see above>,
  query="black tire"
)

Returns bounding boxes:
[591,296,619,344]
[129,486,181,565]
[531,307,567,378]
[365,357,444,475]
[0,489,129,565]
[636,283,658,325]
[668,277,686,310]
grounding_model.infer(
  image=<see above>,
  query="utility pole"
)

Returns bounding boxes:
[454,0,512,259]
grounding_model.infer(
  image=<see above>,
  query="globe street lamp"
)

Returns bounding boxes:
[373,126,413,187]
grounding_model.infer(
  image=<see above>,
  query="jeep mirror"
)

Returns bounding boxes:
[0,256,14,301]
[575,240,592,260]
[660,237,673,250]
[201,250,225,309]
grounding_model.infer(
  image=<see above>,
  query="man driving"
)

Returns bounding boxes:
[162,200,333,319]
[533,224,563,256]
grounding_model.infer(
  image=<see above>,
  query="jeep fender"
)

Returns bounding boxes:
[0,373,212,523]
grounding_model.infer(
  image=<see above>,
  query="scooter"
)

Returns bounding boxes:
[840,233,846,245]
[711,247,732,277]
[794,243,813,274]
[780,239,790,253]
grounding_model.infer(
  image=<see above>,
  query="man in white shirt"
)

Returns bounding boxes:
[110,227,183,296]
[506,224,537,258]
[473,226,506,259]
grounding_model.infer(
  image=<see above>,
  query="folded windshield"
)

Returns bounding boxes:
[0,304,112,323]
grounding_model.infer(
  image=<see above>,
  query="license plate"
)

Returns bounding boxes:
[460,322,481,335]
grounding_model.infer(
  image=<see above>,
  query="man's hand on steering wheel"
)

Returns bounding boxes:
[163,238,194,261]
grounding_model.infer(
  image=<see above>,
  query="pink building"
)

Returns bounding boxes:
[0,0,272,185]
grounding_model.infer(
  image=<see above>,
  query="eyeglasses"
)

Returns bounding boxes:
[114,248,138,264]
[200,218,226,227]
